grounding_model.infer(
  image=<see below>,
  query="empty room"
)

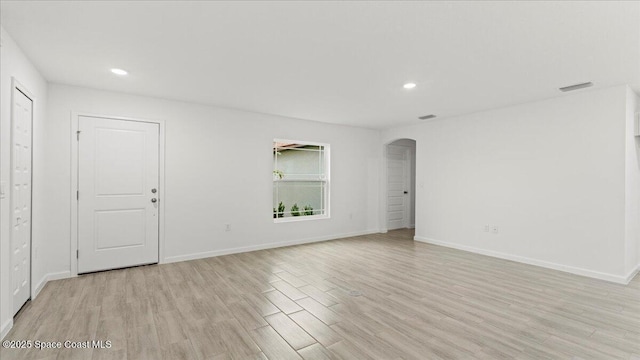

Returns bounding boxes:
[1,1,639,359]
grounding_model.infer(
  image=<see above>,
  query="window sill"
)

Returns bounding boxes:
[273,214,330,223]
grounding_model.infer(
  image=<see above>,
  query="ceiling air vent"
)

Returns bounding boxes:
[559,82,593,92]
[418,114,436,120]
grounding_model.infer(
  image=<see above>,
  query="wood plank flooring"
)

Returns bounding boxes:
[2,229,639,359]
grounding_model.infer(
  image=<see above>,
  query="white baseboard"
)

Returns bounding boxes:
[1,319,12,340]
[33,270,72,299]
[414,236,633,285]
[626,264,640,283]
[2,270,72,340]
[164,229,381,264]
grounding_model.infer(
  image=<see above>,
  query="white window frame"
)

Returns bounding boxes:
[273,138,330,223]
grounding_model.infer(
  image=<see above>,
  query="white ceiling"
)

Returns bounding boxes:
[2,1,639,129]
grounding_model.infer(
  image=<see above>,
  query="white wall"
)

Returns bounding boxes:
[44,84,381,273]
[383,85,631,282]
[2,26,637,346]
[625,86,640,274]
[0,27,48,338]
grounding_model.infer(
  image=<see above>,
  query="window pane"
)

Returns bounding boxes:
[273,181,325,217]
[274,145,324,181]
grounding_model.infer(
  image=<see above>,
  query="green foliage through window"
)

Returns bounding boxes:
[303,205,314,216]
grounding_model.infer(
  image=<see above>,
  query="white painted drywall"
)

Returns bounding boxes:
[383,85,631,281]
[0,27,48,338]
[625,86,640,274]
[43,84,381,274]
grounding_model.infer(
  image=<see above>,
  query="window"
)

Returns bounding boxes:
[273,140,329,221]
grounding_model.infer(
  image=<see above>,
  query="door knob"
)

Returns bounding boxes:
[151,188,157,193]
[151,198,157,203]
[403,191,408,194]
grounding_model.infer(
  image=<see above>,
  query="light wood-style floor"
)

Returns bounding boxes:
[2,229,639,360]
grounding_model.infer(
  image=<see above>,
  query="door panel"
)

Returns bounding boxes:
[387,145,409,230]
[96,128,146,195]
[95,209,146,249]
[78,116,159,273]
[12,88,32,315]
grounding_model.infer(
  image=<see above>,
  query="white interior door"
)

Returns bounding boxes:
[78,116,159,273]
[387,145,409,230]
[11,88,32,315]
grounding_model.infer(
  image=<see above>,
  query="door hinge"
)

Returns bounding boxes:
[76,190,79,200]
[76,130,81,141]
[76,250,79,259]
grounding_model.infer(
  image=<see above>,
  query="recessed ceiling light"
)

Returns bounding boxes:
[403,82,417,89]
[110,68,128,76]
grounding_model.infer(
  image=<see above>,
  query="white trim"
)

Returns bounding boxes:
[273,138,330,222]
[70,112,166,275]
[1,319,13,340]
[403,146,410,229]
[33,274,47,299]
[12,77,34,100]
[164,229,380,264]
[415,236,635,285]
[10,77,34,317]
[274,214,329,223]
[70,113,78,275]
[274,138,330,148]
[626,264,640,283]
[382,138,417,233]
[32,270,72,299]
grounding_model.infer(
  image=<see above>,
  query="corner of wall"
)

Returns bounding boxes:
[1,319,13,340]
[32,270,72,300]
[624,86,640,274]
[394,86,629,281]
[0,25,49,338]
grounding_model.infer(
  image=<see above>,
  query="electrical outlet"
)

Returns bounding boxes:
[483,225,490,232]
[225,224,231,232]
[491,225,498,234]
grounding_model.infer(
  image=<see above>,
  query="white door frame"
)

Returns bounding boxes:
[10,78,34,308]
[70,113,166,277]
[401,147,411,229]
[386,145,410,230]
[381,138,417,233]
